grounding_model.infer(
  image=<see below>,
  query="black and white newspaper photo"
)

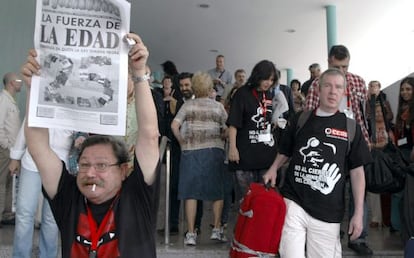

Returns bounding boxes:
[28,0,131,135]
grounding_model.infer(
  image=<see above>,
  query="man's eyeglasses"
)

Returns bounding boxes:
[77,162,120,173]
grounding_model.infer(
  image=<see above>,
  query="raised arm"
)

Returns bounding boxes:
[22,49,62,198]
[128,33,159,185]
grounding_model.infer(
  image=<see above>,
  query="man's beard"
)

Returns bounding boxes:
[183,91,193,99]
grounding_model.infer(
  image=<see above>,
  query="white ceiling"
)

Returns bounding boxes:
[130,0,414,87]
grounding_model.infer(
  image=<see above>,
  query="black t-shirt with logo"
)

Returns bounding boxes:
[45,158,160,258]
[227,86,278,171]
[280,112,371,223]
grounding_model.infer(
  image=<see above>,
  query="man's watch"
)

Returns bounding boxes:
[131,73,150,83]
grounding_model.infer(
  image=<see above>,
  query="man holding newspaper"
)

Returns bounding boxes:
[21,33,160,258]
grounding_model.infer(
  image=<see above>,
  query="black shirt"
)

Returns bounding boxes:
[45,158,160,258]
[227,86,278,171]
[280,112,371,222]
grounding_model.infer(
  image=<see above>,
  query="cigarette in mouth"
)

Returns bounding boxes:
[92,184,96,192]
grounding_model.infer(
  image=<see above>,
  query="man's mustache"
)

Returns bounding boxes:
[80,179,104,187]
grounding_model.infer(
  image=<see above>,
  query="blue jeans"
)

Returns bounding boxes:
[12,167,58,258]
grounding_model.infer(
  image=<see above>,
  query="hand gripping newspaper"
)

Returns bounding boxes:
[28,0,132,135]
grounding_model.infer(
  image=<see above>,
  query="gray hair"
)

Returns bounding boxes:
[318,68,347,89]
[309,63,320,70]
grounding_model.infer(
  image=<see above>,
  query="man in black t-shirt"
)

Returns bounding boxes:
[22,34,160,258]
[264,68,371,257]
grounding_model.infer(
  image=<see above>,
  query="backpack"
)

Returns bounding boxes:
[230,183,286,258]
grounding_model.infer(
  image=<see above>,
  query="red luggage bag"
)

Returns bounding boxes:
[230,183,286,258]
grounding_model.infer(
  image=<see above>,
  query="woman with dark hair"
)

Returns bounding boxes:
[395,77,414,147]
[244,60,277,89]
[395,77,414,161]
[227,60,278,199]
[161,60,182,100]
[161,60,179,77]
[394,77,414,241]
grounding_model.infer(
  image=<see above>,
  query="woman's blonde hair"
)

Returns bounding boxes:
[192,71,213,98]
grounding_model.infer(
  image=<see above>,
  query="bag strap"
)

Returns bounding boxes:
[346,117,356,155]
[296,110,311,135]
[218,70,225,79]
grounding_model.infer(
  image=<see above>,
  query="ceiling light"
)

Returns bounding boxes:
[209,49,218,53]
[285,29,296,33]
[198,3,210,8]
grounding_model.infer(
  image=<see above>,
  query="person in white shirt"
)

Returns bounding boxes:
[9,120,73,258]
[208,55,232,101]
[0,72,22,226]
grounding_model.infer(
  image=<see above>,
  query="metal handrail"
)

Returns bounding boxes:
[159,136,171,244]
[159,136,169,162]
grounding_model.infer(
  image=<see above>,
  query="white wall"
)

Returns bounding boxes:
[0,1,36,120]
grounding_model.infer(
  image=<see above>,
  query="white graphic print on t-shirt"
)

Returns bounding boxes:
[294,137,341,195]
[249,106,274,147]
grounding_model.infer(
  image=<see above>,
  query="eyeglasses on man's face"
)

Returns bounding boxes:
[77,162,120,173]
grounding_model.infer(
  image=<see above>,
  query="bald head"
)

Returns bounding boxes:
[3,72,15,86]
[2,72,22,95]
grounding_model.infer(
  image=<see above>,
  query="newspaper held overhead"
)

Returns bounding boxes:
[29,0,131,136]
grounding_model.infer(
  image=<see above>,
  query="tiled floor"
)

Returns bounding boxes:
[154,203,404,258]
[0,205,405,258]
[0,164,406,257]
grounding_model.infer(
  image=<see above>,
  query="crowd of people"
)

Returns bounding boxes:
[154,45,413,256]
[0,34,413,257]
